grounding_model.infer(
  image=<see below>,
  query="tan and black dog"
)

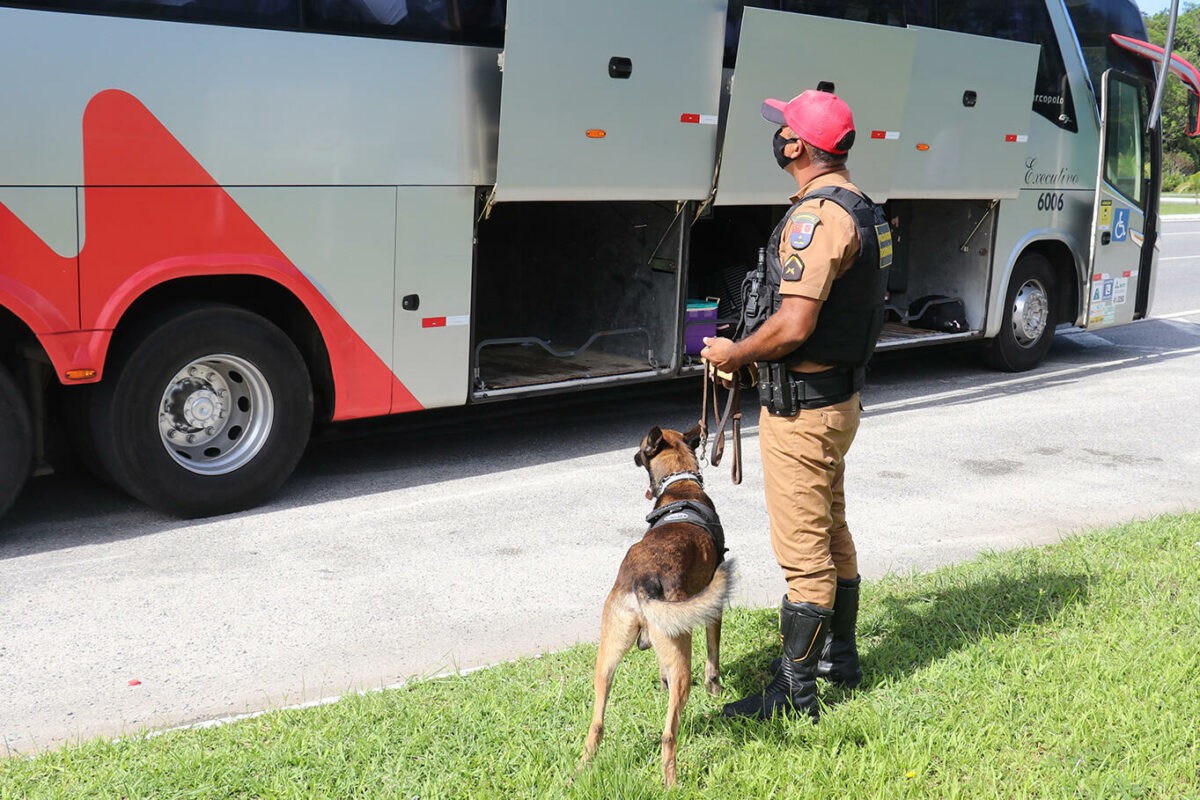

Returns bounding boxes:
[579,424,733,788]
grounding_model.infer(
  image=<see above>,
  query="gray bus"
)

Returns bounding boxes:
[0,0,1190,518]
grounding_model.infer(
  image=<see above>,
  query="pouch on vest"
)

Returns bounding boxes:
[734,247,772,342]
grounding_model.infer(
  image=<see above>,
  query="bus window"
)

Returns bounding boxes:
[1065,0,1154,106]
[457,0,503,46]
[779,0,906,27]
[1104,76,1148,206]
[938,0,1079,132]
[305,0,455,41]
[11,0,300,27]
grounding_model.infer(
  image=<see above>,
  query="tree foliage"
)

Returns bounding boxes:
[1145,4,1200,180]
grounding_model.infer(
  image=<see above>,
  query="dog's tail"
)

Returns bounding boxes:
[635,560,734,639]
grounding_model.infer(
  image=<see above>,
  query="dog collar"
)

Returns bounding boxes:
[653,470,703,498]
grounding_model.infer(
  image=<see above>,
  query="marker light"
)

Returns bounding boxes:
[915,143,931,151]
[65,368,97,380]
[586,129,607,139]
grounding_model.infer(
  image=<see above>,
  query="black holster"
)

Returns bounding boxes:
[757,363,864,415]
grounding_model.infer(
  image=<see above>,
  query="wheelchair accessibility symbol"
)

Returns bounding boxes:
[1112,208,1130,242]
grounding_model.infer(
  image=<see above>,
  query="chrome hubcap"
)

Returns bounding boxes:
[1011,279,1049,348]
[157,354,274,475]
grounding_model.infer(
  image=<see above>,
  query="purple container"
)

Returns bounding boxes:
[685,300,719,355]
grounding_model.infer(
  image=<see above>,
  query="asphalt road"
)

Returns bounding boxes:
[3,219,1200,754]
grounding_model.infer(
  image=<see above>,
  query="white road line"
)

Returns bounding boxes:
[869,342,1200,414]
[1159,256,1199,262]
[1154,308,1200,320]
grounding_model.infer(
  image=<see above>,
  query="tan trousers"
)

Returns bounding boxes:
[758,393,861,608]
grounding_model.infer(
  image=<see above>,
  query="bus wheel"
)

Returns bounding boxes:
[984,253,1057,372]
[89,305,314,518]
[0,363,33,519]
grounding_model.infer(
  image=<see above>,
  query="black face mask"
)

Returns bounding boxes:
[772,128,800,170]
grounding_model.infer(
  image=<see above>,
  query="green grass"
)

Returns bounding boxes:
[1160,192,1200,214]
[4,514,1200,799]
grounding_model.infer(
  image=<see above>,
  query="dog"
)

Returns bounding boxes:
[578,424,733,787]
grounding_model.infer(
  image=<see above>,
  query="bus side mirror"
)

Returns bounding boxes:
[1189,92,1200,138]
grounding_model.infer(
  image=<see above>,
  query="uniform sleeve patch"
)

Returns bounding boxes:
[782,254,805,281]
[787,211,821,250]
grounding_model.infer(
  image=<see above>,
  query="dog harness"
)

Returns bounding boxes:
[645,498,727,564]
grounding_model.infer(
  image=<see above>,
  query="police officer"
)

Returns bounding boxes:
[700,89,891,721]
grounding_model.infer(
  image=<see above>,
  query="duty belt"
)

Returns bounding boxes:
[757,364,864,415]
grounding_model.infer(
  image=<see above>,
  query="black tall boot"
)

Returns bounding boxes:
[816,575,862,689]
[722,598,832,721]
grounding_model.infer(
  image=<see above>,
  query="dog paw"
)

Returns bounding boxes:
[705,678,723,696]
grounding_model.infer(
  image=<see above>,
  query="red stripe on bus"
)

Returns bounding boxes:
[0,89,423,417]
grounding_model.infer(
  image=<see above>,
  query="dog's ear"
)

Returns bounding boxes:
[636,426,665,466]
[682,423,703,452]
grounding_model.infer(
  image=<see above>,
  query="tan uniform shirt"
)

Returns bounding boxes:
[777,169,863,371]
[777,169,862,302]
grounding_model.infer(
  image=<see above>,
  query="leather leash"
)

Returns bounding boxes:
[699,362,743,485]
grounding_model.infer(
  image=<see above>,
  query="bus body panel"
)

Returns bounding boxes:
[0,187,79,333]
[229,185,399,396]
[0,7,501,187]
[494,0,726,202]
[46,89,415,418]
[391,186,475,411]
[719,11,1038,205]
[894,27,1039,199]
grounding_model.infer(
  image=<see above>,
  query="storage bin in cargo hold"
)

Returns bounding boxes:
[684,299,719,355]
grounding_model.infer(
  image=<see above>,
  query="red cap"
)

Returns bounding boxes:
[761,90,856,155]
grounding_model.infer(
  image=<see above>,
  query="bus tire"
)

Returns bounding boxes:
[88,304,314,518]
[0,363,33,519]
[984,253,1057,372]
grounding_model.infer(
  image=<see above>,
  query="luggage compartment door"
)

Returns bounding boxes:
[492,0,725,202]
[892,27,1038,199]
[1086,70,1154,330]
[718,10,916,205]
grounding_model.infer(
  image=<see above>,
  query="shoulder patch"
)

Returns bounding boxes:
[787,211,821,250]
[782,254,805,281]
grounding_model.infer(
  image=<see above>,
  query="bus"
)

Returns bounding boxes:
[0,0,1195,520]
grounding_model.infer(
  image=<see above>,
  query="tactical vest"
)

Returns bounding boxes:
[738,185,892,368]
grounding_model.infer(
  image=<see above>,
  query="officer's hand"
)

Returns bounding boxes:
[700,337,740,374]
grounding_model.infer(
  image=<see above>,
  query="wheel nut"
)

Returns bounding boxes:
[186,434,196,443]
